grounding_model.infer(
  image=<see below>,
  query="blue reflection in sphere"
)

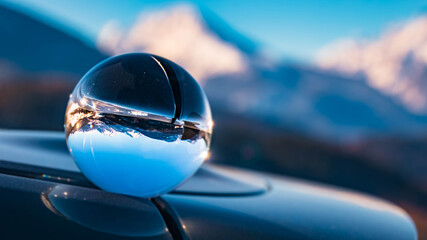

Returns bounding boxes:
[65,53,212,198]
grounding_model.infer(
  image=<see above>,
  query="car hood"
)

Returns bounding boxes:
[164,167,417,240]
[0,130,418,239]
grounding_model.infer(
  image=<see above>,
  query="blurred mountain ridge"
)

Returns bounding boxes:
[97,3,427,142]
[198,6,259,55]
[0,3,106,75]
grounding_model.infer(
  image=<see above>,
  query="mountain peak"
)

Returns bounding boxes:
[97,4,250,82]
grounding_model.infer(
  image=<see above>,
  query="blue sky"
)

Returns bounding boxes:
[3,0,427,62]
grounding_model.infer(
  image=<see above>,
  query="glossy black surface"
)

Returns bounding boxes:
[165,177,417,240]
[0,173,172,239]
[44,185,167,237]
[0,130,418,239]
[174,165,268,196]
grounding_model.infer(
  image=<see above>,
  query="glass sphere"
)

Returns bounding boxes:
[65,53,212,198]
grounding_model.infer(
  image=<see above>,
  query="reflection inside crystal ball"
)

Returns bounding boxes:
[65,53,212,198]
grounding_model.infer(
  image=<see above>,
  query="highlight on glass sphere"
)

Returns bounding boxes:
[65,53,213,198]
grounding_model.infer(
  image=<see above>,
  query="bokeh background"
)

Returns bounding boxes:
[1,0,426,237]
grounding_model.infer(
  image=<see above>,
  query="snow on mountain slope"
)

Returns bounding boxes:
[317,16,427,115]
[98,4,247,82]
[98,4,427,141]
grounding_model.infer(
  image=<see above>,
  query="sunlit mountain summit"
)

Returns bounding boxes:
[318,16,427,115]
[97,4,250,82]
[97,4,427,142]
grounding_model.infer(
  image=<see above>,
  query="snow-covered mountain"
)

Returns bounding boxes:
[97,4,427,142]
[317,16,427,115]
[97,5,249,82]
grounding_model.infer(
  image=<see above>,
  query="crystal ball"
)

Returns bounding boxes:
[65,53,212,198]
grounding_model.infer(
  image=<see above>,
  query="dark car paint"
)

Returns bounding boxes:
[0,173,172,239]
[165,176,417,240]
[0,130,418,239]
